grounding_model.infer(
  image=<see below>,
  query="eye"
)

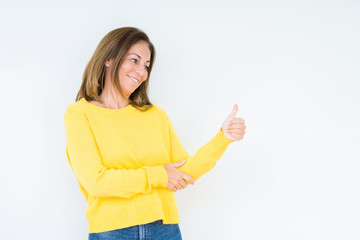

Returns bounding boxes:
[131,58,138,63]
[144,65,150,71]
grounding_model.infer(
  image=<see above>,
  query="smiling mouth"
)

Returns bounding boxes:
[128,75,139,83]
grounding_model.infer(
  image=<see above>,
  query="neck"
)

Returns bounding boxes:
[99,80,129,109]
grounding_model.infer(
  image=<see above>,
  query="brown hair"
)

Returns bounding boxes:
[75,27,156,111]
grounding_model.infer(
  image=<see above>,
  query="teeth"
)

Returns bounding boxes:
[129,76,139,83]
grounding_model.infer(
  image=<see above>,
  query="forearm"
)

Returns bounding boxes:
[73,161,168,198]
[171,128,232,181]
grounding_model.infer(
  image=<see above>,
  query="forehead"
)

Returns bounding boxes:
[127,41,151,59]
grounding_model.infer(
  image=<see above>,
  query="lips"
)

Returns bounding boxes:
[128,75,139,83]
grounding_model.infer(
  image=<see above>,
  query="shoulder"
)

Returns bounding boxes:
[150,104,169,118]
[64,98,87,118]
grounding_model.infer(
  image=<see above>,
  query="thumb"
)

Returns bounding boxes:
[173,160,186,168]
[229,104,238,119]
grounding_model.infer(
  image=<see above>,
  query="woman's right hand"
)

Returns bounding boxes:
[163,160,195,192]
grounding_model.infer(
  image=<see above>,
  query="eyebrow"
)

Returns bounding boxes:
[128,53,150,63]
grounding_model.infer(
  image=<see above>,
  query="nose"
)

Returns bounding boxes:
[135,67,147,79]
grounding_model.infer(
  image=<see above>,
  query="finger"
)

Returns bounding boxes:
[178,179,188,189]
[173,160,186,168]
[229,119,245,124]
[176,182,186,190]
[228,130,245,135]
[228,123,246,128]
[231,118,245,124]
[229,132,244,139]
[228,127,246,132]
[229,104,238,118]
[230,131,243,136]
[169,185,177,192]
[230,133,245,140]
[228,124,245,130]
[182,174,195,185]
[227,123,245,129]
[227,128,246,133]
[231,117,245,123]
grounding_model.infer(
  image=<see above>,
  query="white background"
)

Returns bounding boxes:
[1,1,359,239]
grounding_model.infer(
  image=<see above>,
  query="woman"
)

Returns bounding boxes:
[64,27,246,240]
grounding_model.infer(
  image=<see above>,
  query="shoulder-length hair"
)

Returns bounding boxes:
[75,27,156,111]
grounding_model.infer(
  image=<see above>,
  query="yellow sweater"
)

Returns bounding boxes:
[63,98,232,233]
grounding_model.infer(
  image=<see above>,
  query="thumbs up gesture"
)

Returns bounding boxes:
[221,104,246,142]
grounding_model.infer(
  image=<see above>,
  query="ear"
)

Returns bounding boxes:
[105,58,114,68]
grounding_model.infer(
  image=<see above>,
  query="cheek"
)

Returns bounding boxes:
[119,62,133,73]
[118,65,131,79]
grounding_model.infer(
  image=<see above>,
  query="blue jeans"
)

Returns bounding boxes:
[88,220,182,240]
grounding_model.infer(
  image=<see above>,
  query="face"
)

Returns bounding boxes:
[111,41,151,99]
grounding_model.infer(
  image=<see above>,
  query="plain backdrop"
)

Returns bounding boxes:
[1,1,359,239]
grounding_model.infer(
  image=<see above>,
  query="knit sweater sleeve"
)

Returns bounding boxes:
[64,107,168,198]
[165,112,233,181]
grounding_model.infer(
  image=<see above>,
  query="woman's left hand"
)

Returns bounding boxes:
[221,104,246,142]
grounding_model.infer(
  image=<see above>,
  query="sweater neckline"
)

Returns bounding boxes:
[80,98,135,113]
